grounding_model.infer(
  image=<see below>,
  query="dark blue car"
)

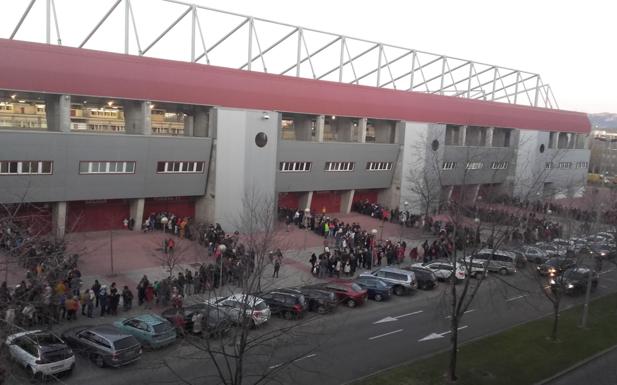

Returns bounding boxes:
[354,276,393,302]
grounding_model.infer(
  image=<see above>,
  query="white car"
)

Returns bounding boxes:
[6,330,75,379]
[206,294,271,327]
[413,261,466,281]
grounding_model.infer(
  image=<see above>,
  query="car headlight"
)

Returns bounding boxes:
[567,284,574,289]
[601,252,607,256]
[549,279,556,285]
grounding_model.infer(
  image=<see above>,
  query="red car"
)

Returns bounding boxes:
[310,281,368,308]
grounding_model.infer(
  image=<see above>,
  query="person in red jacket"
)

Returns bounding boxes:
[144,284,155,309]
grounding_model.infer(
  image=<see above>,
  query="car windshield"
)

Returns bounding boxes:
[350,283,363,292]
[114,336,137,350]
[253,301,268,311]
[152,322,172,334]
[545,259,564,266]
[564,270,587,280]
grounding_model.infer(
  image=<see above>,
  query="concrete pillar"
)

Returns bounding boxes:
[51,202,67,239]
[358,118,367,143]
[194,107,209,137]
[45,94,71,132]
[298,191,313,212]
[460,126,467,146]
[129,198,145,231]
[123,100,152,135]
[183,115,194,137]
[340,190,355,214]
[315,115,325,142]
[295,116,313,141]
[486,127,494,146]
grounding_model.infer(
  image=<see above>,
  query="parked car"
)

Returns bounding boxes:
[503,249,527,267]
[551,238,575,255]
[536,257,576,277]
[307,281,368,308]
[354,276,394,301]
[61,325,142,368]
[291,287,337,314]
[161,304,233,336]
[550,267,599,295]
[459,258,489,279]
[413,261,465,282]
[113,314,176,349]
[206,294,271,327]
[402,265,438,290]
[569,237,589,253]
[470,249,518,275]
[535,242,567,258]
[260,289,308,319]
[6,330,75,379]
[520,245,550,264]
[359,266,417,295]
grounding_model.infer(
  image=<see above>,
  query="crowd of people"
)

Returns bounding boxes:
[141,211,193,239]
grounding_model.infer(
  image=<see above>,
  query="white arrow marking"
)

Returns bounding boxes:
[374,310,423,324]
[599,269,615,275]
[446,309,476,319]
[369,329,403,340]
[374,316,398,324]
[418,325,468,342]
[505,295,527,302]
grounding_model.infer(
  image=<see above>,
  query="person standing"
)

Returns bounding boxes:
[122,286,133,311]
[273,257,281,278]
[99,286,108,317]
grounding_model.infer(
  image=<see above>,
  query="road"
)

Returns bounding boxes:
[6,265,617,385]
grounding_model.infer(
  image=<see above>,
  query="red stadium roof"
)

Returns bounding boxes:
[0,38,589,133]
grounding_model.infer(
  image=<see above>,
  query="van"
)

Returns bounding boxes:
[471,249,517,275]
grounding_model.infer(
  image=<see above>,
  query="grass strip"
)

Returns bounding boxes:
[355,294,617,385]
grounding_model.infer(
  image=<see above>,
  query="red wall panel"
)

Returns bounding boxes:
[143,197,195,219]
[2,203,52,235]
[67,199,130,232]
[278,192,301,209]
[311,191,341,214]
[353,189,379,204]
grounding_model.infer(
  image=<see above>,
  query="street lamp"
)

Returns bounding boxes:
[218,244,227,287]
[303,207,311,251]
[399,201,409,242]
[370,229,378,270]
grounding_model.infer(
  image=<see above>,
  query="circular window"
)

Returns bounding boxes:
[255,132,268,148]
[431,139,440,151]
[539,144,545,153]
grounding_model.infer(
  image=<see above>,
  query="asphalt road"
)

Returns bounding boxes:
[6,265,617,385]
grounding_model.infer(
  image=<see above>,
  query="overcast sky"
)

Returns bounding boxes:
[2,0,615,114]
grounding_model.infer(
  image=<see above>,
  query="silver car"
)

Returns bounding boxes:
[206,294,271,328]
[360,266,416,295]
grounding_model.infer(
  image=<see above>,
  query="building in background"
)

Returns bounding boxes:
[589,130,617,176]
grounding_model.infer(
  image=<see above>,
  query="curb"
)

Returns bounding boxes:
[533,343,617,385]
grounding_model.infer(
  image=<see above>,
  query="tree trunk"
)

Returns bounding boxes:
[551,301,560,341]
[448,273,459,382]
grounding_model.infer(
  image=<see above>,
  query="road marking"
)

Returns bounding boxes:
[369,329,404,340]
[505,295,527,302]
[418,325,468,342]
[599,269,615,275]
[602,277,617,282]
[445,309,476,319]
[269,354,317,369]
[374,310,423,324]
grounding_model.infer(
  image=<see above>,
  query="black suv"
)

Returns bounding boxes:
[293,287,337,314]
[260,289,308,319]
[403,266,438,290]
[161,304,233,336]
[62,325,142,368]
[550,267,599,295]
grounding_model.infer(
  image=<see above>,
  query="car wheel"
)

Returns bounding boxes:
[535,257,542,264]
[94,354,105,368]
[374,293,383,302]
[499,268,508,276]
[346,299,357,308]
[28,366,41,383]
[393,286,404,296]
[283,311,294,320]
[250,319,257,329]
[474,272,483,280]
[316,305,327,314]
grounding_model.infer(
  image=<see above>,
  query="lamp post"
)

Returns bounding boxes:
[370,229,377,269]
[218,244,227,287]
[303,207,311,251]
[474,217,480,246]
[399,201,409,242]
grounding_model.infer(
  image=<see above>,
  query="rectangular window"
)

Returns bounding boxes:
[575,161,588,169]
[490,161,509,170]
[155,161,206,174]
[324,161,355,172]
[79,161,135,174]
[442,161,456,170]
[0,161,53,175]
[366,161,393,171]
[279,161,312,172]
[465,162,484,170]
